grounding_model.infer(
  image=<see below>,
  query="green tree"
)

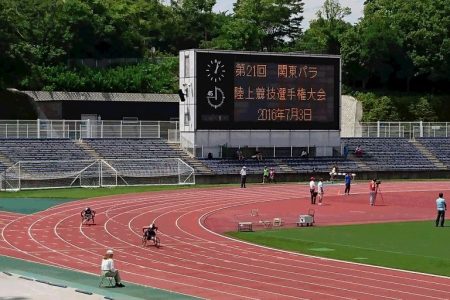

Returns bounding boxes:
[361,0,450,89]
[295,0,352,54]
[340,12,403,88]
[211,0,304,51]
[356,92,400,121]
[408,97,438,121]
[168,0,217,51]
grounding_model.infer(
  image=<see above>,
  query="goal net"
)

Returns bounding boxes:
[0,158,194,191]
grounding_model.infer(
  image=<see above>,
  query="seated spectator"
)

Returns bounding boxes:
[101,249,125,288]
[236,149,244,161]
[343,144,349,159]
[253,150,263,161]
[300,150,308,158]
[330,166,337,181]
[355,145,363,157]
[207,152,213,159]
[258,151,263,161]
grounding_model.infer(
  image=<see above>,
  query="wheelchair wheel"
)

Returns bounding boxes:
[153,236,160,248]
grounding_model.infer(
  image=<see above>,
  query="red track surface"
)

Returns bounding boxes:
[2,181,450,299]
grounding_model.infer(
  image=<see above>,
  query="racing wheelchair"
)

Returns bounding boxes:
[142,226,160,248]
[81,209,96,225]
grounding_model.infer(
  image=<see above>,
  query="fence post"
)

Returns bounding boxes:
[420,121,423,138]
[290,146,293,157]
[158,121,161,138]
[273,146,276,158]
[37,119,40,139]
[178,160,181,184]
[139,121,142,138]
[18,162,21,191]
[16,120,19,138]
[120,121,123,138]
[87,119,91,138]
[377,121,380,138]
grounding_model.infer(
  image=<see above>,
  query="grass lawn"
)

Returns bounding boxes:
[0,184,232,199]
[0,184,231,214]
[228,221,450,277]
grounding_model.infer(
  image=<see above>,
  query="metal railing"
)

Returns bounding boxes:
[354,122,450,139]
[187,144,340,159]
[0,119,179,140]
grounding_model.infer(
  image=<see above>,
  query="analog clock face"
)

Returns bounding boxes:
[206,59,226,82]
[206,87,225,109]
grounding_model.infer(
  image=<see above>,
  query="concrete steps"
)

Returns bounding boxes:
[349,155,371,171]
[75,140,102,160]
[166,143,214,175]
[276,161,296,173]
[0,152,14,169]
[410,140,447,170]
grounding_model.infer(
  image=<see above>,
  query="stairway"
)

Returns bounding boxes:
[276,160,296,173]
[75,140,102,160]
[409,140,447,170]
[0,152,15,169]
[166,143,214,175]
[349,155,372,172]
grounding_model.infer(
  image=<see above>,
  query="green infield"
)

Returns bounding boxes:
[0,185,214,199]
[0,184,231,214]
[228,221,450,277]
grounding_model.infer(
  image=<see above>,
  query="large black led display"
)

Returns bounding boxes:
[196,51,340,130]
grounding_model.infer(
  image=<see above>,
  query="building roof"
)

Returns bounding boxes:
[23,91,179,103]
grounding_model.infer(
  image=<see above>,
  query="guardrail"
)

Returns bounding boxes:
[0,119,179,140]
[354,121,450,139]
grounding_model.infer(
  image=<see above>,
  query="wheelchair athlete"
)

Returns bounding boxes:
[81,207,96,225]
[142,223,160,247]
[144,223,158,241]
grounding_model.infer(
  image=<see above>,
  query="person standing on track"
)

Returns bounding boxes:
[309,177,316,204]
[436,192,447,227]
[317,178,324,205]
[262,166,269,184]
[344,173,352,195]
[369,178,377,206]
[240,166,247,188]
[101,249,125,287]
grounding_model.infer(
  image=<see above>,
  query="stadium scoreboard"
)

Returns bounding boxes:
[196,51,340,130]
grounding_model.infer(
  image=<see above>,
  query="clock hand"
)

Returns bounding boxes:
[214,63,219,74]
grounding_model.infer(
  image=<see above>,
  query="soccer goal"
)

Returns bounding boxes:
[0,158,194,191]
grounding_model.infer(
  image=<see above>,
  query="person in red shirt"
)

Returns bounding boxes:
[369,179,377,206]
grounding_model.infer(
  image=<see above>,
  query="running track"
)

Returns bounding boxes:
[1,181,450,299]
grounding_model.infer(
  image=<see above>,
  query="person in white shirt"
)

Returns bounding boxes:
[436,192,447,227]
[240,166,247,188]
[309,177,316,204]
[101,249,125,287]
[317,178,324,205]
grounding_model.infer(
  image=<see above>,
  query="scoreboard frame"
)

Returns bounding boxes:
[195,50,341,131]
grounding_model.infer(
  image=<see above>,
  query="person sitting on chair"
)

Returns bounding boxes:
[145,223,158,241]
[81,207,95,224]
[101,249,125,287]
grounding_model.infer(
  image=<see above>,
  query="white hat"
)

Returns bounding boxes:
[106,249,113,255]
[243,166,246,168]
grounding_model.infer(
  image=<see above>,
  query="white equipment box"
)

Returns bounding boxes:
[297,215,314,227]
